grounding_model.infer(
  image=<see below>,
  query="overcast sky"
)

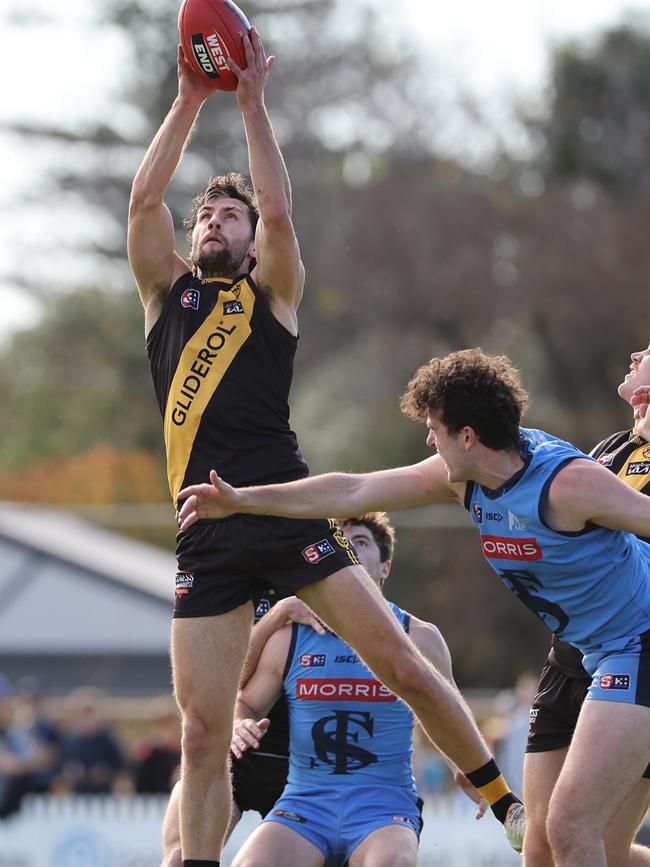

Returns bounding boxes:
[1,0,649,339]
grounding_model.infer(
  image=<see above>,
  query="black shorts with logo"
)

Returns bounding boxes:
[174,514,359,617]
[526,659,591,754]
[526,659,650,778]
[232,749,289,817]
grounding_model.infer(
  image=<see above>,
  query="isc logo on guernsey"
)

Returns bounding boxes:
[481,535,543,560]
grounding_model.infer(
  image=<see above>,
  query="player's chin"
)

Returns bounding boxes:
[446,466,465,484]
[618,380,634,402]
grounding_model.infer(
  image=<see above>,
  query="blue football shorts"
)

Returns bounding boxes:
[264,782,423,865]
[586,631,650,707]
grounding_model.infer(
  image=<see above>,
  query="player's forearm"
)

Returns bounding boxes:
[240,101,292,219]
[236,473,364,519]
[233,697,259,724]
[130,96,204,209]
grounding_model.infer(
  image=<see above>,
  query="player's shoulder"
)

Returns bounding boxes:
[262,623,294,668]
[408,617,453,676]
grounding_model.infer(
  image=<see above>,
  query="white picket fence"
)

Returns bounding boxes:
[0,793,522,866]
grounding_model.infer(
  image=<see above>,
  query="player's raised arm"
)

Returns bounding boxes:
[177,455,459,530]
[128,46,216,334]
[229,27,304,331]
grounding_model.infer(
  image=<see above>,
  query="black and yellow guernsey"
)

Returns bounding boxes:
[550,426,650,677]
[147,271,309,505]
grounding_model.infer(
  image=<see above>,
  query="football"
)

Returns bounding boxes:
[178,0,251,91]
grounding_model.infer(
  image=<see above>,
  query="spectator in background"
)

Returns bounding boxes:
[134,697,181,795]
[59,687,124,794]
[0,676,60,818]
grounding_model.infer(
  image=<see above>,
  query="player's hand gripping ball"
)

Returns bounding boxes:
[178,0,251,91]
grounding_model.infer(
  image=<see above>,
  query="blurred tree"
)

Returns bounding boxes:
[2,0,435,294]
[0,288,161,469]
[529,22,650,198]
[0,444,167,503]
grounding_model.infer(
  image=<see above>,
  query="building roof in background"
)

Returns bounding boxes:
[0,502,174,602]
[0,502,175,661]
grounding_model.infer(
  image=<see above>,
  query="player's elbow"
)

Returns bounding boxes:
[259,203,293,232]
[129,185,164,219]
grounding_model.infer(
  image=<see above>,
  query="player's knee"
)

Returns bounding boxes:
[522,820,554,867]
[181,712,229,768]
[546,797,595,860]
[361,848,416,867]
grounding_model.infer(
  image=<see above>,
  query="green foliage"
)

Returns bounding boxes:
[0,289,162,468]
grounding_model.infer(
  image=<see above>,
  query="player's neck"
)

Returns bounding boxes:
[473,449,525,491]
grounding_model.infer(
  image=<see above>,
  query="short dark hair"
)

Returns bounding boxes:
[183,172,259,249]
[400,348,528,450]
[340,512,396,563]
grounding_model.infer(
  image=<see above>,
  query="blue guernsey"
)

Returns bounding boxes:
[465,428,650,672]
[283,602,416,789]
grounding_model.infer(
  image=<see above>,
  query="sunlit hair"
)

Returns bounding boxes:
[339,512,396,564]
[184,172,259,271]
[400,348,529,450]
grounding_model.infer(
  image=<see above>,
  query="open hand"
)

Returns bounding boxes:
[176,44,220,104]
[453,770,488,820]
[231,717,270,759]
[177,469,240,531]
[228,26,274,108]
[273,596,326,635]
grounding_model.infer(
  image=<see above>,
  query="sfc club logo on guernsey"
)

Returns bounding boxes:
[181,287,201,310]
[302,539,336,564]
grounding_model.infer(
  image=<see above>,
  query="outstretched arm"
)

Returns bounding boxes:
[230,28,304,331]
[128,47,216,334]
[177,455,461,531]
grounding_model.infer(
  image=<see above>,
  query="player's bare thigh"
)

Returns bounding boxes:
[549,701,650,833]
[524,749,568,825]
[297,565,421,678]
[230,820,325,867]
[171,601,254,722]
[348,824,418,867]
[522,749,568,866]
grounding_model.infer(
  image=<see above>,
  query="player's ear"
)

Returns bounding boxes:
[462,426,477,450]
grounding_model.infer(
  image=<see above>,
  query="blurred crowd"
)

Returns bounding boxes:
[0,675,181,818]
[0,670,537,819]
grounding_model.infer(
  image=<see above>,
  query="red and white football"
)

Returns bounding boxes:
[178,0,251,91]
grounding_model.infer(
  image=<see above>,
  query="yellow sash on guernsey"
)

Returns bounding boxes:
[616,439,650,493]
[164,278,255,502]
